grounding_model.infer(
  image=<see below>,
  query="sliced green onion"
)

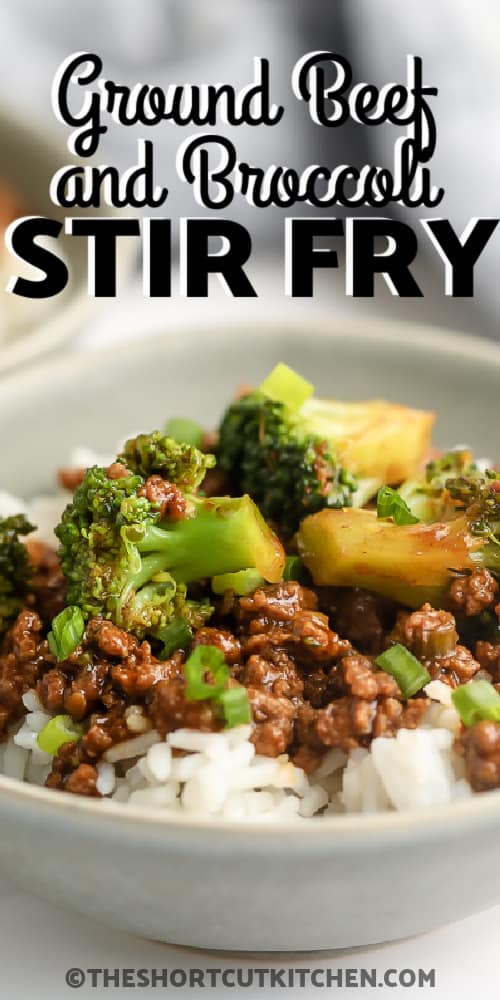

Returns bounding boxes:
[452,680,500,727]
[220,686,252,728]
[259,363,314,411]
[157,619,192,660]
[164,417,203,449]
[184,644,229,701]
[283,554,306,582]
[408,617,457,660]
[376,486,420,526]
[375,644,430,699]
[47,606,85,662]
[37,714,84,755]
[183,646,252,728]
[211,568,265,596]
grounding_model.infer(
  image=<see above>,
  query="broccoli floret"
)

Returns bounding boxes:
[297,469,500,607]
[217,364,433,538]
[218,391,358,538]
[119,431,214,492]
[446,470,500,572]
[56,435,284,640]
[398,449,484,522]
[0,514,35,637]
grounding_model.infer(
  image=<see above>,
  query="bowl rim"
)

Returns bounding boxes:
[1,762,500,843]
[1,315,500,839]
[1,312,500,394]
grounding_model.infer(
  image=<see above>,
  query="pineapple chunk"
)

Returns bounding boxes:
[301,398,435,483]
[297,508,478,608]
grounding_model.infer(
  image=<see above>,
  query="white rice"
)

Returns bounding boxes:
[1,685,471,819]
[0,462,475,820]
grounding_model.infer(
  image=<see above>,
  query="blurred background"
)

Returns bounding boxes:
[0,0,498,368]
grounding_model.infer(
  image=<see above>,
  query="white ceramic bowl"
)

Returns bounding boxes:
[0,319,499,952]
[0,108,135,374]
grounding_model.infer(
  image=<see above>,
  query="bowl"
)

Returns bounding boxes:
[0,107,135,375]
[0,318,500,952]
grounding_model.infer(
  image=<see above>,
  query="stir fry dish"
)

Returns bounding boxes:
[0,364,499,820]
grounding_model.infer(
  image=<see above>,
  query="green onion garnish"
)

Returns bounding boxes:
[375,644,430,699]
[47,606,85,662]
[182,645,252,728]
[184,644,229,701]
[452,680,500,727]
[283,555,306,582]
[37,714,84,755]
[259,363,313,411]
[219,687,252,729]
[157,619,192,660]
[376,486,420,526]
[211,568,265,596]
[164,417,203,449]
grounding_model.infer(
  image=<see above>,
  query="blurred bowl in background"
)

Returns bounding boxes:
[0,107,136,374]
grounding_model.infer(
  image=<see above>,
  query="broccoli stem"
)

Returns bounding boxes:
[134,495,284,584]
[297,508,481,608]
[129,552,173,589]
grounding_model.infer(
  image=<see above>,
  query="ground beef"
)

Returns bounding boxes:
[302,666,343,708]
[242,611,351,667]
[192,627,242,665]
[292,650,429,765]
[341,654,401,700]
[456,721,500,792]
[57,467,85,491]
[232,583,351,711]
[475,641,500,680]
[237,582,351,666]
[106,462,130,480]
[148,671,220,738]
[83,708,130,758]
[296,698,376,756]
[390,604,458,659]
[448,568,499,617]
[246,686,296,756]
[43,623,171,791]
[321,588,391,654]
[296,692,430,763]
[0,610,48,736]
[86,619,138,659]
[425,645,481,686]
[137,476,187,520]
[46,741,100,796]
[26,540,66,623]
[38,660,111,721]
[237,581,318,625]
[2,580,490,798]
[37,618,174,719]
[388,603,480,686]
[371,697,430,738]
[238,651,304,700]
[65,764,100,796]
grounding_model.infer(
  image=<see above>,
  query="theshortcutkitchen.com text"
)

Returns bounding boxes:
[5,51,498,299]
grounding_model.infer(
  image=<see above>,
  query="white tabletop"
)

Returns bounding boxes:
[0,872,497,998]
[2,268,497,997]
